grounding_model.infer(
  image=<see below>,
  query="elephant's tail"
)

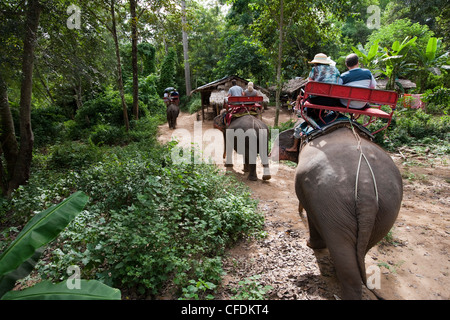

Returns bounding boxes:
[354,151,379,286]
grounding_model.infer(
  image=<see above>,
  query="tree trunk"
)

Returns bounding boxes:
[0,73,19,195]
[130,0,139,120]
[7,0,42,195]
[110,0,129,131]
[181,0,191,97]
[274,0,284,127]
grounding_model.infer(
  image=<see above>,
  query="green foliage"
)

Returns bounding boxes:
[368,18,434,50]
[3,139,264,298]
[187,96,202,114]
[158,47,177,95]
[421,86,450,115]
[381,36,417,90]
[180,279,217,300]
[137,42,157,76]
[0,191,119,300]
[231,275,273,300]
[215,32,271,81]
[89,124,126,146]
[31,106,68,147]
[351,39,382,71]
[1,280,121,300]
[47,141,103,169]
[374,108,450,153]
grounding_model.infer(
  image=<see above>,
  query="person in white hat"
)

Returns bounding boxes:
[286,53,340,152]
[308,53,340,83]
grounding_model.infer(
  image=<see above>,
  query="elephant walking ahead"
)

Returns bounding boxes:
[167,103,180,129]
[214,114,271,181]
[272,122,403,299]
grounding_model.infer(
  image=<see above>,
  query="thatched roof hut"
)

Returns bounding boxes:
[268,77,308,95]
[191,75,270,120]
[268,77,309,106]
[375,78,417,92]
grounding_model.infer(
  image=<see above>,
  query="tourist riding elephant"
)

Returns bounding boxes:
[214,114,271,181]
[271,123,403,299]
[167,103,180,129]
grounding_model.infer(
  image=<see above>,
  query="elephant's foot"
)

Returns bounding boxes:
[262,175,271,181]
[247,175,258,181]
[306,238,327,250]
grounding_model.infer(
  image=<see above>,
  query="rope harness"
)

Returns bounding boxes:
[350,122,379,204]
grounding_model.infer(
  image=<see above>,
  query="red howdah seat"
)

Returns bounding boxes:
[224,96,263,125]
[227,96,263,110]
[299,81,398,134]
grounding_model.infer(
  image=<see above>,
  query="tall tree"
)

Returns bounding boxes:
[110,0,129,131]
[130,0,139,119]
[249,0,355,125]
[274,0,284,127]
[181,0,191,96]
[0,0,42,195]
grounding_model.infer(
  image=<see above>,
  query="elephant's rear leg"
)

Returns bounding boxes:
[328,241,363,300]
[305,214,326,249]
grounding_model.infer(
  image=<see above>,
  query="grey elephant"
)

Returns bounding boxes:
[167,103,180,129]
[214,114,271,181]
[272,123,403,299]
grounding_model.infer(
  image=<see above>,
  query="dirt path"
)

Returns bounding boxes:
[157,107,449,300]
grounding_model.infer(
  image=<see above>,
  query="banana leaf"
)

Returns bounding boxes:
[1,280,121,300]
[0,248,44,298]
[0,191,89,277]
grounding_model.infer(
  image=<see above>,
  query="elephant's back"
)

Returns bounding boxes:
[167,104,179,114]
[228,115,267,131]
[296,126,402,225]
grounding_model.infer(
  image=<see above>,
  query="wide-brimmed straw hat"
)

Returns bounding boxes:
[308,53,333,65]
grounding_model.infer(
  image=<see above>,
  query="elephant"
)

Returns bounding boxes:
[167,103,180,129]
[271,122,403,299]
[214,114,271,181]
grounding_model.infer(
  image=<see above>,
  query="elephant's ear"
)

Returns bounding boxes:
[213,114,226,132]
[270,128,299,163]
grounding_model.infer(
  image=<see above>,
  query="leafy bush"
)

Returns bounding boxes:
[75,87,149,128]
[0,191,121,300]
[421,86,450,115]
[47,141,103,169]
[31,106,68,147]
[4,140,264,298]
[187,96,202,114]
[89,124,126,146]
[374,107,450,153]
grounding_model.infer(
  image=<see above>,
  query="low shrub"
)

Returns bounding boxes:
[47,141,103,169]
[421,86,450,115]
[4,140,264,298]
[89,124,126,146]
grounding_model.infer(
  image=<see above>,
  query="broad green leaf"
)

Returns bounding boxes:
[392,40,400,52]
[425,37,438,62]
[0,248,43,298]
[1,280,121,300]
[351,45,365,58]
[0,191,89,277]
[367,39,380,61]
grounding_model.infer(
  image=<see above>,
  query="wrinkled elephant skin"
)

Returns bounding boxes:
[273,127,403,299]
